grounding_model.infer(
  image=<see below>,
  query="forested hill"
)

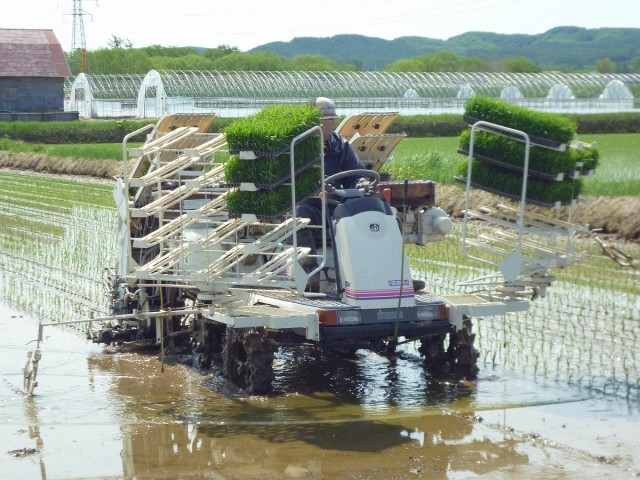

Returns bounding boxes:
[249,27,640,71]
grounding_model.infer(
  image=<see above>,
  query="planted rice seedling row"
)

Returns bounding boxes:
[477,311,638,396]
[0,194,76,224]
[0,201,115,326]
[408,222,639,398]
[2,167,637,398]
[0,172,112,209]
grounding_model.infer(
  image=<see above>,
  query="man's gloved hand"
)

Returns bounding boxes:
[356,178,369,190]
[356,178,378,197]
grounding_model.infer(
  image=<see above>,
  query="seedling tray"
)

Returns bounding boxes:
[455,177,574,208]
[224,157,320,191]
[463,116,567,151]
[457,149,564,181]
[228,146,290,160]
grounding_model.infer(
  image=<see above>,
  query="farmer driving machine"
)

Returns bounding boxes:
[25,99,594,395]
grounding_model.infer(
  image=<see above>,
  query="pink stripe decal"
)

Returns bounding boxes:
[344,288,414,300]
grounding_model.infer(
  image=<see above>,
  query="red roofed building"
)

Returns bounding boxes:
[0,28,76,120]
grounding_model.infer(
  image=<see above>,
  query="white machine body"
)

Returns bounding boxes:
[333,197,415,309]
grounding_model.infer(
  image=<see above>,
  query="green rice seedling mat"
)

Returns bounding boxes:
[455,159,583,205]
[225,104,322,158]
[225,168,321,218]
[463,115,567,150]
[455,177,578,208]
[224,136,321,187]
[224,157,320,191]
[458,129,593,177]
[463,96,577,146]
[457,149,565,181]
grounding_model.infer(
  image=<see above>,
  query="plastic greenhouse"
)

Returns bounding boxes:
[65,70,640,119]
[68,73,146,118]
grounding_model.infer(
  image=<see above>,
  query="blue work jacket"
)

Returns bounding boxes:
[323,132,365,189]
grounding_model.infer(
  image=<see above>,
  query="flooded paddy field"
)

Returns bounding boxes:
[1,169,639,479]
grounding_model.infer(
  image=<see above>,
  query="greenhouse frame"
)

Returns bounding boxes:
[65,70,640,119]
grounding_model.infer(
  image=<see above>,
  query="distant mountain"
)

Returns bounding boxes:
[249,27,640,71]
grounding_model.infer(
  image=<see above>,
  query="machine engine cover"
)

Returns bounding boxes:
[333,197,415,309]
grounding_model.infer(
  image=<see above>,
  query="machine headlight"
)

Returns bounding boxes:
[337,310,362,325]
[417,303,449,321]
[416,305,436,321]
[317,308,363,326]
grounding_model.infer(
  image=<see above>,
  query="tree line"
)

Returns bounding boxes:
[66,34,635,76]
[67,39,357,75]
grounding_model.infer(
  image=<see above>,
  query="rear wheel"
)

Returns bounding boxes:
[223,327,275,394]
[193,321,225,369]
[418,334,447,368]
[447,316,480,378]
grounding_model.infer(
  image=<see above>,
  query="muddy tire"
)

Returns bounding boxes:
[447,316,480,379]
[223,327,275,394]
[193,322,225,370]
[418,334,448,368]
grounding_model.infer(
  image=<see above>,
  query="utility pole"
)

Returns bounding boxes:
[67,0,96,73]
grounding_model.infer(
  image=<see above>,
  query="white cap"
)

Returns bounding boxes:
[314,97,339,119]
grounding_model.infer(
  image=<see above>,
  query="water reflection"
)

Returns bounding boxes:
[271,346,477,409]
[23,397,47,480]
[85,344,478,424]
[115,413,528,479]
[79,344,533,479]
[0,301,570,479]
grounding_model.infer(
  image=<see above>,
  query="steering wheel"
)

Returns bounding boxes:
[324,169,380,189]
[321,169,381,205]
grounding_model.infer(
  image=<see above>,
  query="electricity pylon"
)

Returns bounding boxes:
[67,0,95,73]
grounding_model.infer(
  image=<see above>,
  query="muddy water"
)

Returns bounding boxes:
[2,305,638,479]
[1,170,639,479]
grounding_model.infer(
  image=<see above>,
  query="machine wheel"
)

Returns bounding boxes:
[193,322,225,370]
[223,327,275,394]
[418,334,447,368]
[447,316,480,379]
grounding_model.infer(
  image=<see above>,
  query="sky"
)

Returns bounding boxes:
[3,0,639,53]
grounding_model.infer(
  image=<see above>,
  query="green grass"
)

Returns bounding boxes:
[383,137,461,184]
[578,133,640,196]
[0,138,130,160]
